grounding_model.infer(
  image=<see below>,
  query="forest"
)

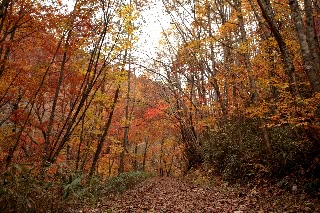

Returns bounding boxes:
[0,0,320,211]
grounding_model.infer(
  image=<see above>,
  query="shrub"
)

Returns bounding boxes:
[0,165,151,212]
[201,117,320,185]
[0,164,63,212]
[0,165,94,212]
[104,171,149,193]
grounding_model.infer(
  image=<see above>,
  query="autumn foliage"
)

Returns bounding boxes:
[156,0,320,186]
[0,0,320,211]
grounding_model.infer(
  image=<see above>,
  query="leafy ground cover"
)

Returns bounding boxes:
[0,169,150,212]
[96,176,320,212]
[1,166,319,212]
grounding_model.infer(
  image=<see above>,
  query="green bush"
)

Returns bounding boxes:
[0,164,63,212]
[105,171,149,193]
[0,165,95,212]
[201,117,320,184]
[0,165,151,212]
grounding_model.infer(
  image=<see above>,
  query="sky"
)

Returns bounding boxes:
[135,1,171,61]
[63,0,171,63]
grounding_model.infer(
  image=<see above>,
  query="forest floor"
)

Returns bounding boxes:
[85,176,320,212]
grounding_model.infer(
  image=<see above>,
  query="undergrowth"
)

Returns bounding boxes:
[104,171,149,193]
[199,117,320,196]
[0,166,150,213]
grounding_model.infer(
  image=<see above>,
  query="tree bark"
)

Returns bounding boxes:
[289,0,320,93]
[88,86,120,180]
[142,136,149,172]
[119,56,131,174]
[257,0,300,96]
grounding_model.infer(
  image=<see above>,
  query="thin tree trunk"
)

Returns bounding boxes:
[88,85,120,180]
[159,139,164,177]
[257,0,300,96]
[108,157,114,177]
[142,136,149,172]
[133,144,138,171]
[166,143,176,176]
[234,0,257,102]
[42,30,72,169]
[232,0,273,154]
[119,55,131,174]
[0,28,15,77]
[75,117,85,171]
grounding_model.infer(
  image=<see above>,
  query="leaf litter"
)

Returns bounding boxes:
[90,177,320,212]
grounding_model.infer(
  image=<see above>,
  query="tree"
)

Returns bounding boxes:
[289,0,320,93]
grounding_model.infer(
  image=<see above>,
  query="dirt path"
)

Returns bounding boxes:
[99,177,319,212]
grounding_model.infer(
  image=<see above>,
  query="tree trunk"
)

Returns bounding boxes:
[305,0,320,74]
[42,30,72,170]
[75,117,85,171]
[289,0,320,93]
[142,136,149,172]
[88,86,120,180]
[234,0,257,102]
[257,0,300,96]
[119,58,131,174]
[159,139,164,177]
[132,144,138,171]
